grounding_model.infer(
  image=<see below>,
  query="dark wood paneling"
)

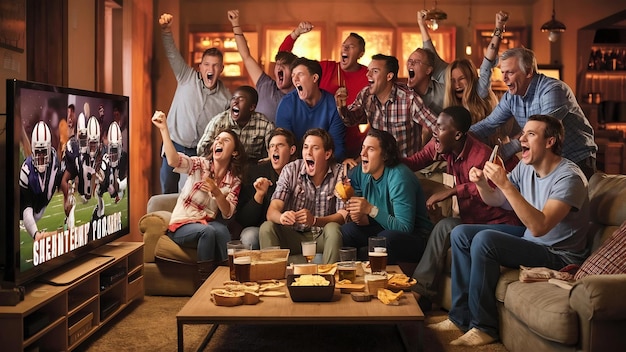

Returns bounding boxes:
[26,0,68,85]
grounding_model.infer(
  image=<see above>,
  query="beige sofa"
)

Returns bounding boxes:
[436,172,626,352]
[138,193,198,296]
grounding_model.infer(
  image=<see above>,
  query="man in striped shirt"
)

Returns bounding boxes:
[336,53,438,158]
[259,128,348,264]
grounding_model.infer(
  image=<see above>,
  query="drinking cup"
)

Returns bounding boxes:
[227,240,247,280]
[234,255,251,282]
[337,261,357,282]
[368,237,387,273]
[301,240,317,263]
[339,247,357,262]
[365,273,388,296]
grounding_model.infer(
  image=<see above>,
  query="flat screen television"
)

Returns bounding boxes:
[1,79,130,287]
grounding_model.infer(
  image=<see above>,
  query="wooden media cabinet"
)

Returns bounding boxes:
[0,242,144,351]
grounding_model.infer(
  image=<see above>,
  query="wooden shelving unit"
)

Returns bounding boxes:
[0,242,144,351]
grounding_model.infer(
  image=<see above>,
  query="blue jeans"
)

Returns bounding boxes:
[340,221,427,264]
[160,141,197,194]
[448,224,568,339]
[167,221,230,262]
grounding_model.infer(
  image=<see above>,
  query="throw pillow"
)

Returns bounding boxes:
[574,220,626,280]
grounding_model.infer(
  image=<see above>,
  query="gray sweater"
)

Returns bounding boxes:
[162,31,230,149]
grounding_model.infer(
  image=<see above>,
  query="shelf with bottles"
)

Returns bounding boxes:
[586,46,626,72]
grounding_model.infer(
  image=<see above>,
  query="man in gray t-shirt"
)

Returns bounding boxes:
[158,13,231,194]
[433,114,590,347]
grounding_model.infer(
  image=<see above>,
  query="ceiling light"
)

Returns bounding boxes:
[425,0,447,31]
[541,0,566,42]
[465,0,472,56]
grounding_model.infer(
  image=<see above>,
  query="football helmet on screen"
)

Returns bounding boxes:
[107,121,123,168]
[31,121,52,174]
[77,112,88,153]
[87,116,101,158]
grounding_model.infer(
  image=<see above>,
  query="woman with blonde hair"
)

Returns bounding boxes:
[443,58,498,125]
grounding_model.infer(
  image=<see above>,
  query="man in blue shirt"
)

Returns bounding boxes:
[276,58,346,160]
[469,47,597,179]
[341,129,432,264]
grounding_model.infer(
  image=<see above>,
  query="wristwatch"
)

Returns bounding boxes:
[369,206,379,218]
[493,27,505,39]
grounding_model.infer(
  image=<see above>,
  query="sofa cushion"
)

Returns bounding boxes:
[504,281,578,345]
[574,221,626,280]
[154,235,198,264]
[588,173,626,227]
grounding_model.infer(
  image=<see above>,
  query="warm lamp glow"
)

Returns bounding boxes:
[425,0,447,32]
[465,43,472,56]
[540,0,566,42]
[358,123,369,133]
[429,20,439,31]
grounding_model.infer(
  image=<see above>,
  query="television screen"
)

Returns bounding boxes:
[2,79,130,286]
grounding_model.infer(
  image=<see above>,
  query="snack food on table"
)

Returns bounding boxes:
[387,273,417,290]
[377,288,404,305]
[291,274,331,286]
[317,263,337,274]
[210,289,244,306]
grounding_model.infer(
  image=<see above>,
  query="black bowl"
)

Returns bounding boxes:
[287,274,335,302]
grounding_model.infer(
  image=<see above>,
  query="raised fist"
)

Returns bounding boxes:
[159,13,173,31]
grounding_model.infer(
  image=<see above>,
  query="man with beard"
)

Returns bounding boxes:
[196,86,274,163]
[259,128,348,264]
[227,10,297,123]
[235,128,298,249]
[336,54,438,157]
[276,58,346,161]
[402,106,521,311]
[158,13,231,194]
[279,22,369,159]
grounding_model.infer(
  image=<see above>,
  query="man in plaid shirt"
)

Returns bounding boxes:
[259,128,348,264]
[336,53,438,158]
[197,86,274,162]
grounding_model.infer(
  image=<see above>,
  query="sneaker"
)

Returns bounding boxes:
[450,327,496,346]
[427,318,459,331]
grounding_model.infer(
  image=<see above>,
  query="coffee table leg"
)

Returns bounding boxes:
[177,320,184,352]
[195,324,219,352]
[397,322,423,352]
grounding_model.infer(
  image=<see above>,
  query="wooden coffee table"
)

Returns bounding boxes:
[176,266,424,351]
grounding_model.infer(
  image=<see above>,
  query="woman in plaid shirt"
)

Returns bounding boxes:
[152,111,247,281]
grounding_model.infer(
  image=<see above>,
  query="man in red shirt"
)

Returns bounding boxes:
[402,106,521,311]
[279,22,369,159]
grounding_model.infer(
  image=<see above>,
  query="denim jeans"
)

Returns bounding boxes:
[448,224,567,339]
[340,221,428,264]
[168,221,230,262]
[160,141,197,194]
